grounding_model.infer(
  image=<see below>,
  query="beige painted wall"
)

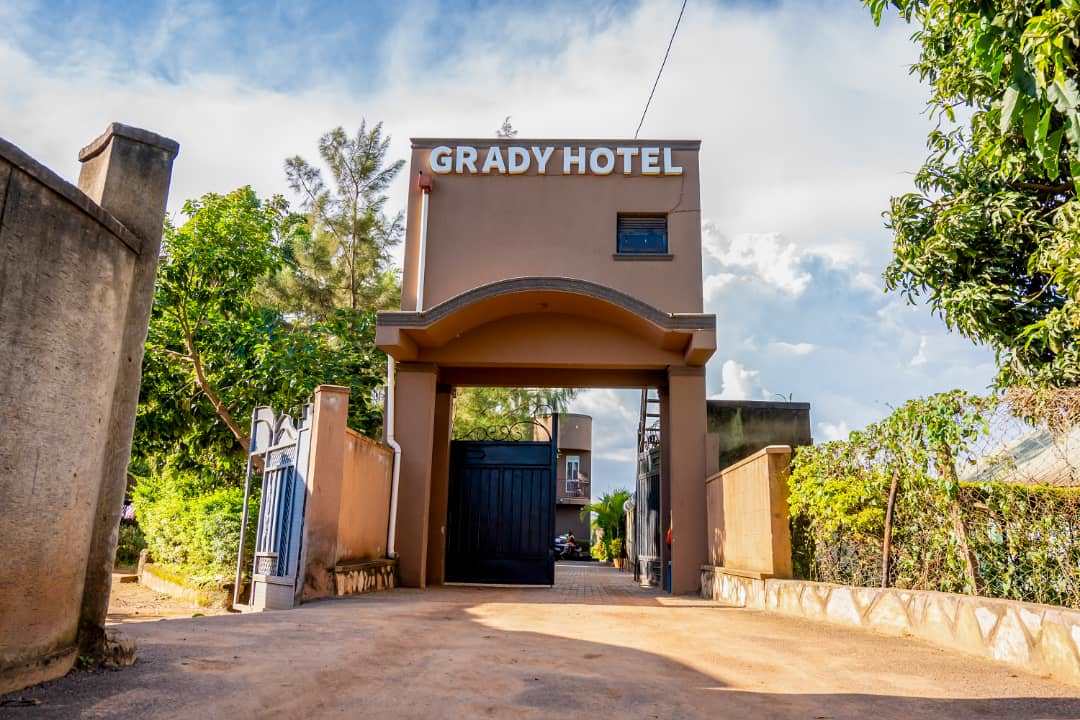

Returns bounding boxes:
[705,446,793,578]
[301,387,394,601]
[337,429,393,562]
[401,139,702,315]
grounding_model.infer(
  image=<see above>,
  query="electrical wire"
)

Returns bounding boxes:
[634,0,688,139]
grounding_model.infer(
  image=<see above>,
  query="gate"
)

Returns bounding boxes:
[233,404,313,610]
[445,417,558,585]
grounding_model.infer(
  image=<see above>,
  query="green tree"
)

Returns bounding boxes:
[865,0,1080,387]
[452,387,576,439]
[581,489,632,561]
[135,187,387,477]
[280,121,405,316]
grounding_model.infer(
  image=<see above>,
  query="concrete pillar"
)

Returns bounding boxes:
[299,385,351,601]
[393,363,439,587]
[75,124,179,653]
[665,366,708,595]
[425,385,455,586]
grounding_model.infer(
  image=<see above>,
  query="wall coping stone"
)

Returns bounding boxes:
[0,135,142,253]
[78,122,180,162]
[706,445,791,483]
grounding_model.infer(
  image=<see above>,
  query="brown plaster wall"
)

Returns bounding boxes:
[401,140,702,315]
[392,365,438,588]
[301,387,394,601]
[337,429,393,563]
[664,369,708,595]
[421,313,684,369]
[425,387,454,586]
[0,127,176,694]
[705,446,794,577]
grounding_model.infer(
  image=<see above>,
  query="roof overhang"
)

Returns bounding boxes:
[377,277,716,367]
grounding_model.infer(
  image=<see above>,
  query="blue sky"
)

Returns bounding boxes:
[0,0,997,499]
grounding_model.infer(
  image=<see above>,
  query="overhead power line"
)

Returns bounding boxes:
[634,0,688,139]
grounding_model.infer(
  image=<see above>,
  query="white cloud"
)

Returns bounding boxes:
[703,229,812,296]
[713,360,763,401]
[910,335,929,367]
[771,341,817,356]
[0,0,999,488]
[702,272,736,302]
[818,421,851,442]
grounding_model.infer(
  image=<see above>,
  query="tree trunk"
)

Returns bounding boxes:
[951,503,980,594]
[184,333,250,450]
[881,472,900,588]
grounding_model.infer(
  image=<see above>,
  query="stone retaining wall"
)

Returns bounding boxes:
[333,559,397,596]
[702,565,1080,685]
[138,564,231,609]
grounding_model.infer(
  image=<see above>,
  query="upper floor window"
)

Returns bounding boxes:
[617,214,668,255]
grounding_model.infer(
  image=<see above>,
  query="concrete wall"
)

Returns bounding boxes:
[702,569,1080,687]
[300,386,394,601]
[704,446,793,577]
[707,400,811,473]
[0,126,176,694]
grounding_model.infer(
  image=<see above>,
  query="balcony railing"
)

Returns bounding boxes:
[562,478,590,500]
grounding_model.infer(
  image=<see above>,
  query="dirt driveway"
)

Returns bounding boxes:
[3,563,1079,719]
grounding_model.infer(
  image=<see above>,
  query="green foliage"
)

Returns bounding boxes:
[582,489,632,561]
[135,187,388,486]
[864,0,1080,387]
[114,523,146,567]
[790,389,1080,607]
[452,387,576,439]
[280,121,405,314]
[132,461,257,587]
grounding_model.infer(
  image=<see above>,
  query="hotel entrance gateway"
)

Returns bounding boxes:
[376,137,715,594]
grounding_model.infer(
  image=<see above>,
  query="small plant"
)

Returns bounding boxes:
[114,523,146,567]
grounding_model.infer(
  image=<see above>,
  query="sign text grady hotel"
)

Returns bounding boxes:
[428,144,685,176]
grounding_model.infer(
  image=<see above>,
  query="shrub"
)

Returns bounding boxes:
[114,523,146,567]
[789,390,1080,608]
[132,460,257,587]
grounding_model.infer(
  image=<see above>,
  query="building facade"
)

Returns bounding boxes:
[537,413,593,542]
[376,138,716,593]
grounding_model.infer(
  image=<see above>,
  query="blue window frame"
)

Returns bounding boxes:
[617,215,668,254]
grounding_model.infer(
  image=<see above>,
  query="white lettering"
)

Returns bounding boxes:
[455,146,478,173]
[531,146,554,174]
[641,147,661,175]
[429,146,453,174]
[481,146,507,174]
[563,146,587,175]
[616,147,639,174]
[507,146,530,174]
[437,144,679,176]
[589,147,615,175]
[663,147,684,176]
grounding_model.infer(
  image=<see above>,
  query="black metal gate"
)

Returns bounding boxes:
[445,421,558,585]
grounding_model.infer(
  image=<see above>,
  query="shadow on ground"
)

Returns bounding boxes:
[3,568,1080,719]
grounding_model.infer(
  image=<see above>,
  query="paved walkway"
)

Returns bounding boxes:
[4,563,1080,718]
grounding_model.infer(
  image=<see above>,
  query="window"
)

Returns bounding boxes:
[565,455,581,497]
[617,214,668,255]
[566,455,580,481]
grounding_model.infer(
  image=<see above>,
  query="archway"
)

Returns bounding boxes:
[377,278,715,594]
